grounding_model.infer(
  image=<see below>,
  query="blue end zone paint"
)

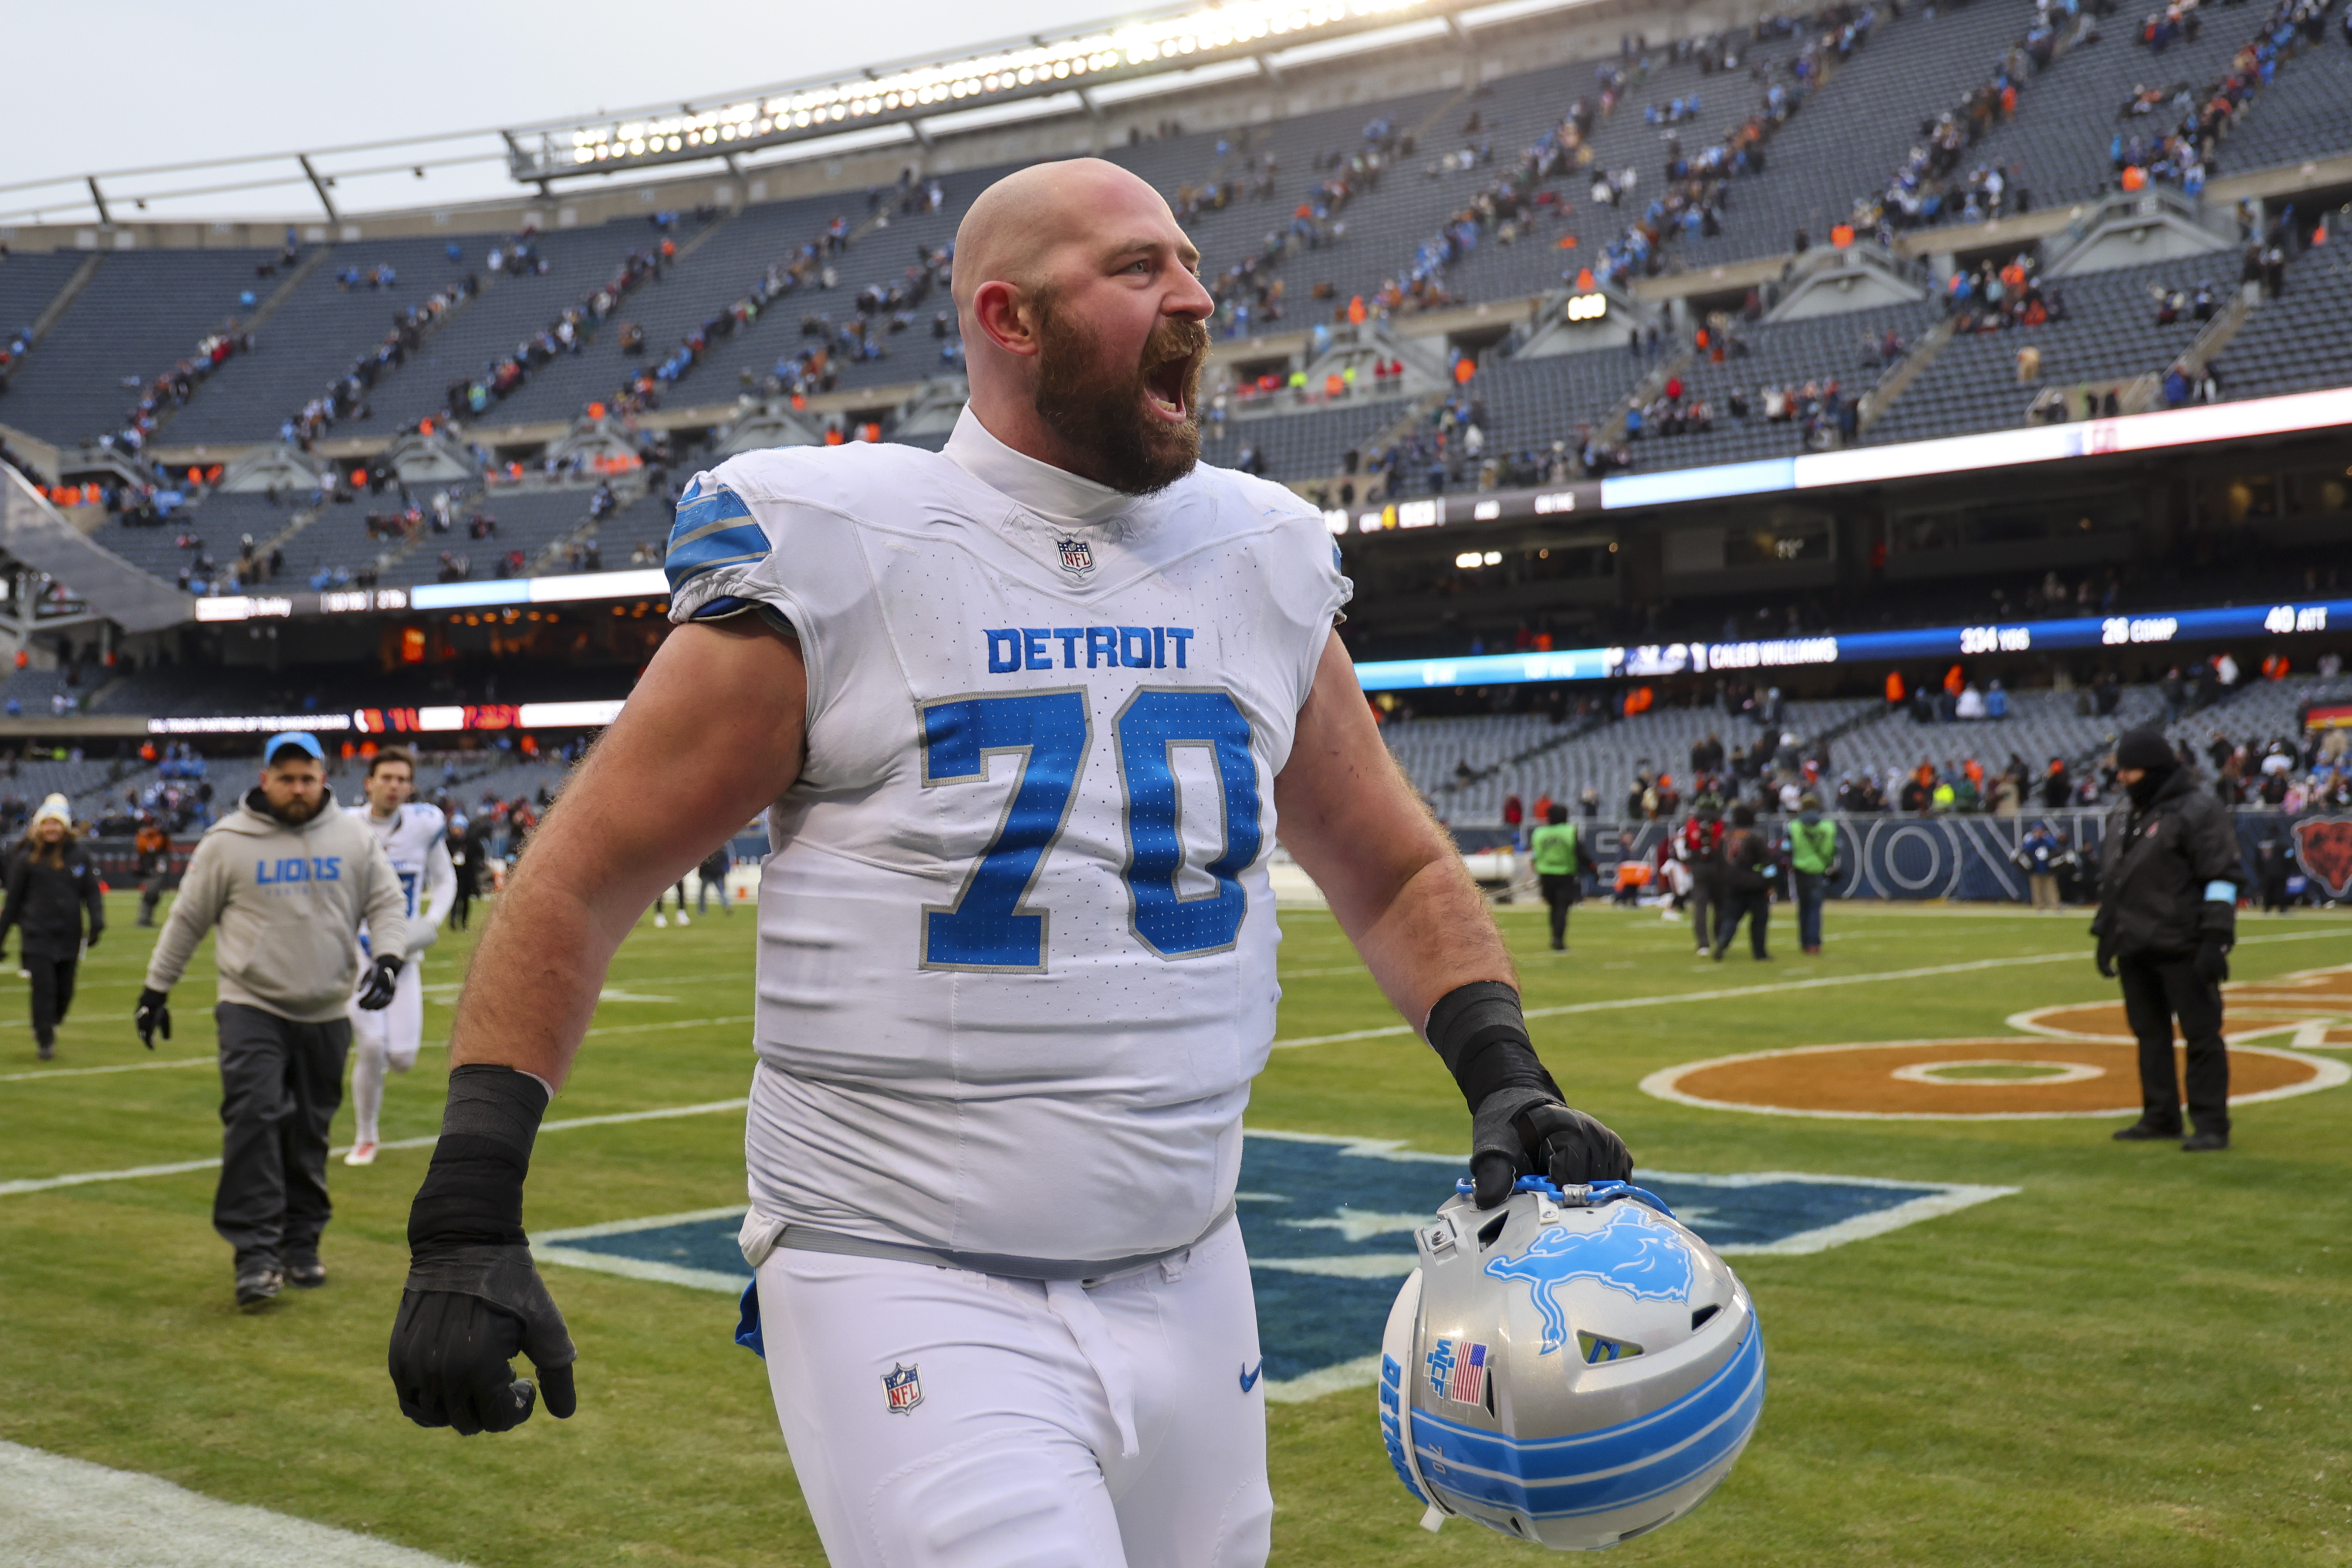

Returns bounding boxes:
[551,1217,747,1275]
[533,1132,2014,1392]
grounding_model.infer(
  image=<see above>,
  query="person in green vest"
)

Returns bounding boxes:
[1787,792,1839,956]
[1530,804,1597,951]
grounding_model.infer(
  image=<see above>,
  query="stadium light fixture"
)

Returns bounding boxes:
[504,0,1468,183]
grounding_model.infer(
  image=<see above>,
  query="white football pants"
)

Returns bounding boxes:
[348,958,424,1146]
[754,1216,1272,1568]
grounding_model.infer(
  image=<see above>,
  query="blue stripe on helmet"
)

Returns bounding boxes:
[1417,1317,1764,1521]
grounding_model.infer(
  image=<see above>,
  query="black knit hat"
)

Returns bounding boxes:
[2114,726,2176,774]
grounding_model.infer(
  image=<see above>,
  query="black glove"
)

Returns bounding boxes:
[135,987,171,1049]
[2194,936,2230,984]
[355,953,404,1011]
[1427,981,1633,1209]
[390,1064,576,1436]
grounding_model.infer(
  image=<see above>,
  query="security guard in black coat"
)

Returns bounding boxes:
[2091,727,2242,1150]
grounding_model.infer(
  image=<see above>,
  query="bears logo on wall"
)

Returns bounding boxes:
[2291,817,2352,901]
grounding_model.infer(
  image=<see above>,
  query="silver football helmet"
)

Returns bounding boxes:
[1378,1177,1764,1551]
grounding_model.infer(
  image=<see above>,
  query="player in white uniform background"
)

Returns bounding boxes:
[384,159,1631,1568]
[344,748,455,1166]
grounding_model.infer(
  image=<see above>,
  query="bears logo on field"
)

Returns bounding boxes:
[2291,817,2352,901]
[535,1135,2012,1400]
[1485,1205,1695,1355]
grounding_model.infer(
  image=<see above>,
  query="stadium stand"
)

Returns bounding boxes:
[1209,398,1403,486]
[1625,297,1933,467]
[1862,256,2214,444]
[2,2,2341,504]
[1385,696,1876,820]
[159,236,483,445]
[2222,12,2352,172]
[1,247,284,444]
[2212,247,2352,404]
[1832,682,2168,787]
[1681,0,2032,260]
[1948,15,2250,213]
[0,250,87,389]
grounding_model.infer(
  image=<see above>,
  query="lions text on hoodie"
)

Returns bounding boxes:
[144,790,408,1022]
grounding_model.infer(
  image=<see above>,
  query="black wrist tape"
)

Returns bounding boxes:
[407,1064,550,1254]
[1426,981,1558,1112]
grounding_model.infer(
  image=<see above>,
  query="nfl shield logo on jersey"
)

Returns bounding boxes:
[1055,537,1095,577]
[882,1362,924,1415]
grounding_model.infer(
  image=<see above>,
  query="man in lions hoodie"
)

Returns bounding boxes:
[141,733,408,1307]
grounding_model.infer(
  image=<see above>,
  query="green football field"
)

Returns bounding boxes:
[4,890,2349,1567]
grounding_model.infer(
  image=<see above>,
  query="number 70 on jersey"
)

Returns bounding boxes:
[918,687,1263,970]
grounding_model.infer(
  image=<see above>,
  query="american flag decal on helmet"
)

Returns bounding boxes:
[1426,1338,1488,1406]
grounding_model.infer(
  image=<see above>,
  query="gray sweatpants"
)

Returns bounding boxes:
[213,1002,352,1272]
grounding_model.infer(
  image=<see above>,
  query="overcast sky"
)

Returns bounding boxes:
[3,0,1120,222]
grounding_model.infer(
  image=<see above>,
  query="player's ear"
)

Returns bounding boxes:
[970,280,1042,359]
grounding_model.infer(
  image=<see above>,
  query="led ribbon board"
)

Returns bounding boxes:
[1353,600,2352,692]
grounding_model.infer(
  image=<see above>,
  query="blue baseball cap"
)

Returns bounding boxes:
[262,730,327,764]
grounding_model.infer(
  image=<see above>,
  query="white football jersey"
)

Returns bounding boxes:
[360,800,447,930]
[667,409,1349,1264]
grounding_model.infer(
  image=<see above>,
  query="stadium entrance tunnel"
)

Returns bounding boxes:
[1644,1038,2347,1119]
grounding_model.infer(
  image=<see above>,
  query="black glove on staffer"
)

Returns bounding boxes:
[389,1064,577,1436]
[2194,936,2230,985]
[355,953,404,1011]
[1427,981,1633,1209]
[135,987,172,1050]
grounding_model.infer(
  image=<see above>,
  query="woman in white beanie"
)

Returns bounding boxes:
[0,795,105,1061]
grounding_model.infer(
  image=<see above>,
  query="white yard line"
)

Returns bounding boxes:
[1270,928,2352,1048]
[0,1098,749,1198]
[1,1017,759,1088]
[0,1057,215,1084]
[0,1440,460,1567]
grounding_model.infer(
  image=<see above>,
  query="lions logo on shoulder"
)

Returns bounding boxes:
[1055,537,1095,578]
[882,1362,924,1414]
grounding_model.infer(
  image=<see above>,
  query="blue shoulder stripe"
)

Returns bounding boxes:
[665,483,771,592]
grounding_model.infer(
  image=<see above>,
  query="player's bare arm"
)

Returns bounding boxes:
[386,615,804,1437]
[1276,631,1631,1206]
[1275,632,1514,1023]
[447,616,807,1086]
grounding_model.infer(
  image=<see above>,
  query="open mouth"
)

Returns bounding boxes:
[1144,352,1196,422]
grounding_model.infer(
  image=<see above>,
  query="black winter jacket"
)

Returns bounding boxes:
[0,848,106,959]
[2092,768,2241,960]
[1721,826,1774,894]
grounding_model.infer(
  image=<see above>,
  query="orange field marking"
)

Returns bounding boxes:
[2012,963,2352,1048]
[1642,1037,2348,1121]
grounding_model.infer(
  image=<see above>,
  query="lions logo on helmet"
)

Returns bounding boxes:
[1486,1203,1696,1354]
[1378,1179,1764,1551]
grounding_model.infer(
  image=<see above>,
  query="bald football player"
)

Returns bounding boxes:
[386,158,1630,1568]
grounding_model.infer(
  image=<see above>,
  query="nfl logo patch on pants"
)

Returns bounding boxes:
[882,1362,923,1414]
